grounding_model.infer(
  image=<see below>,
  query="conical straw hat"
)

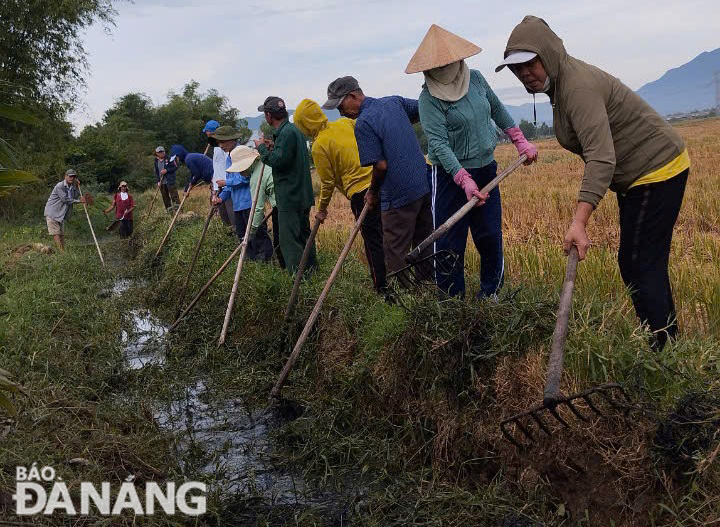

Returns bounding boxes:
[405,24,482,74]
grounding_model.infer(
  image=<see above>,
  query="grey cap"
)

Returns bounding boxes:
[64,169,77,177]
[155,146,165,153]
[257,96,286,113]
[322,76,360,110]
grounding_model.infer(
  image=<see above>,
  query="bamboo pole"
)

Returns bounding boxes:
[406,155,527,263]
[145,174,165,219]
[154,183,196,259]
[168,243,243,332]
[270,203,369,399]
[174,203,217,319]
[77,184,105,267]
[217,164,265,345]
[283,218,321,321]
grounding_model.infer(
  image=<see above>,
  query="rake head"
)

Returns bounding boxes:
[499,382,632,449]
[387,249,459,293]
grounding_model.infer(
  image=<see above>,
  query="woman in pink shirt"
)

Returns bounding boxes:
[104,181,135,237]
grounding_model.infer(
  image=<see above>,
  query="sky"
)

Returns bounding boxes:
[70,0,720,131]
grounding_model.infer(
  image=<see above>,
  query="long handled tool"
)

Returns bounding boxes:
[77,184,105,267]
[390,155,527,288]
[145,174,165,219]
[270,203,370,399]
[499,247,630,448]
[218,164,266,346]
[168,243,243,332]
[283,218,321,322]
[154,183,197,259]
[174,203,217,319]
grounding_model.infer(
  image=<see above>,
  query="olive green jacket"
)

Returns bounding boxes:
[503,16,686,206]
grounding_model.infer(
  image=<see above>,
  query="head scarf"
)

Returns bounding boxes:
[424,60,470,102]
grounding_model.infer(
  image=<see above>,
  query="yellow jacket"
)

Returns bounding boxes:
[294,99,372,211]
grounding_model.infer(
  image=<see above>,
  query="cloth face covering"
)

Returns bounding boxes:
[424,60,471,102]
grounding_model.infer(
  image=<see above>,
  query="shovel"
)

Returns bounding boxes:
[499,246,631,448]
[390,155,527,290]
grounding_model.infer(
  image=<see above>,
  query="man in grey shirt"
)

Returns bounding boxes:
[44,169,86,251]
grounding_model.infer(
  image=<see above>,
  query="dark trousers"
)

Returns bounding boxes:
[350,188,387,293]
[380,192,433,277]
[160,184,179,211]
[271,207,286,269]
[119,219,133,238]
[617,169,688,351]
[279,208,316,274]
[234,208,273,262]
[430,162,504,298]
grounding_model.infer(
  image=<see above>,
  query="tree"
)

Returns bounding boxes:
[518,119,538,140]
[0,1,118,114]
[260,121,274,140]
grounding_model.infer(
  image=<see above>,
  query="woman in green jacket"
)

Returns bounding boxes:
[497,16,690,350]
[406,25,538,298]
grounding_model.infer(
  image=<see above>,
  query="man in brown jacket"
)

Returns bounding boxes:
[497,15,690,351]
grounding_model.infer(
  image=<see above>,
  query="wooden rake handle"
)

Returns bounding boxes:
[406,154,527,263]
[77,184,105,267]
[284,218,322,321]
[543,246,580,406]
[271,203,370,399]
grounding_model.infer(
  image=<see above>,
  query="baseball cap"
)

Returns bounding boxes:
[495,51,538,72]
[155,146,165,153]
[202,120,220,133]
[65,169,77,177]
[322,76,360,110]
[257,96,286,113]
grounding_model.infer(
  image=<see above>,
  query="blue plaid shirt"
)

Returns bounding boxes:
[354,96,429,211]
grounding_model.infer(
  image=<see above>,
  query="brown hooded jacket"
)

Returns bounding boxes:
[502,16,686,206]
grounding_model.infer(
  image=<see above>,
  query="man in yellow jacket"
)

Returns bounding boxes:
[294,98,387,294]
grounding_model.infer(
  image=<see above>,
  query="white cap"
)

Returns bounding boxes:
[495,51,538,72]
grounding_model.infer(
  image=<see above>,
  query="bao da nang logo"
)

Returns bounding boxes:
[13,464,206,516]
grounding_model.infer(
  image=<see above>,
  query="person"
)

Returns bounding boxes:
[254,96,316,274]
[104,181,135,238]
[497,15,690,350]
[44,169,86,251]
[294,98,387,294]
[153,146,179,213]
[169,145,214,193]
[212,145,275,261]
[406,24,538,298]
[322,76,432,283]
[203,119,234,226]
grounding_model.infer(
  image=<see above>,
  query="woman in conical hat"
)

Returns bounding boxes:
[406,25,538,299]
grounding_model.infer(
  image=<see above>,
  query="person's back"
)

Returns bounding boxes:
[355,95,429,210]
[269,119,314,211]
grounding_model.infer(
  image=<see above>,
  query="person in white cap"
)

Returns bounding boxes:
[44,169,86,251]
[497,16,690,351]
[104,181,135,238]
[406,24,538,298]
[153,146,179,213]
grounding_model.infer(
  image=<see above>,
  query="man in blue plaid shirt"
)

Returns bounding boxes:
[323,76,432,279]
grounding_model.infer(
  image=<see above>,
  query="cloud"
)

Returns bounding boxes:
[70,0,720,131]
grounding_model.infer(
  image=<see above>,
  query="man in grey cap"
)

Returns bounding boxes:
[153,145,179,213]
[323,76,432,283]
[44,169,86,251]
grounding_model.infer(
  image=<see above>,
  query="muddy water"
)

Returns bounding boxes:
[116,280,352,518]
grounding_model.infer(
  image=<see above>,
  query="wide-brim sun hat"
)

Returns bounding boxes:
[405,24,482,74]
[495,50,538,72]
[227,145,260,173]
[118,181,128,189]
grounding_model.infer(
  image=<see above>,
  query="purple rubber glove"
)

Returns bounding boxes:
[505,126,538,165]
[453,168,487,205]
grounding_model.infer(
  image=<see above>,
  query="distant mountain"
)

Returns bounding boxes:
[503,101,554,126]
[636,48,720,115]
[243,108,341,130]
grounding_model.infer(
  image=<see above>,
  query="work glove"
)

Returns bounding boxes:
[504,126,538,165]
[453,168,487,205]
